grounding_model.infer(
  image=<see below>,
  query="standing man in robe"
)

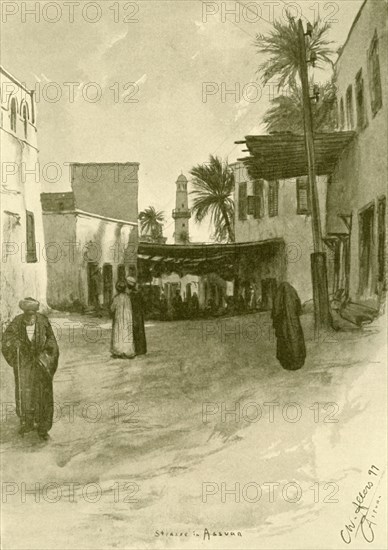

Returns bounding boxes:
[110,281,136,359]
[2,298,59,440]
[126,277,147,355]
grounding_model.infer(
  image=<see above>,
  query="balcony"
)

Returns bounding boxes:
[172,208,191,219]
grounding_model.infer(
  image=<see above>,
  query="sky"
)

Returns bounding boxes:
[2,0,364,242]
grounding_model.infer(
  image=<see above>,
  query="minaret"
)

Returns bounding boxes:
[172,174,191,244]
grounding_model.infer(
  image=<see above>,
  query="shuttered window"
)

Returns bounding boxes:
[253,179,264,219]
[355,69,368,130]
[26,210,37,263]
[268,181,279,217]
[346,85,354,129]
[247,196,255,216]
[296,177,311,215]
[368,31,383,116]
[238,182,247,220]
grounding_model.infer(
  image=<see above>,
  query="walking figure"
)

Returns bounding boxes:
[272,282,306,371]
[2,298,59,440]
[110,281,136,359]
[127,277,147,355]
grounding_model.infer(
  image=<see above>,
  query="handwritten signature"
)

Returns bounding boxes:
[340,464,383,544]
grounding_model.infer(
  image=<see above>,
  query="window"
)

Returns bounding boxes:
[22,105,28,139]
[253,179,264,219]
[339,98,345,130]
[247,196,255,215]
[26,211,37,263]
[10,98,17,132]
[346,85,354,129]
[296,177,311,215]
[247,181,263,218]
[355,69,368,130]
[238,182,247,220]
[268,181,279,217]
[368,31,383,116]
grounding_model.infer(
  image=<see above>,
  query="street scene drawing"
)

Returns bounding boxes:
[0,0,387,548]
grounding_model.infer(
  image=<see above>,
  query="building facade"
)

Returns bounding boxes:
[0,66,47,323]
[41,163,139,312]
[327,0,387,310]
[232,162,328,305]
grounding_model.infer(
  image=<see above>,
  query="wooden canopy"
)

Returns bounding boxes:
[138,239,284,279]
[237,131,355,181]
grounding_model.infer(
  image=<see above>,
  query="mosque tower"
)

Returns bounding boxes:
[172,174,191,244]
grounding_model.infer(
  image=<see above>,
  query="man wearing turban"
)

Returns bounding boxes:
[2,298,59,440]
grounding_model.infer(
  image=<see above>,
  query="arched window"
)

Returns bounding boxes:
[22,104,28,139]
[10,98,17,132]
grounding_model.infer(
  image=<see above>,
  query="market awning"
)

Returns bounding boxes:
[138,239,285,278]
[236,131,356,180]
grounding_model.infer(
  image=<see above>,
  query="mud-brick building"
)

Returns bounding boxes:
[41,162,139,312]
[0,66,47,323]
[327,0,387,311]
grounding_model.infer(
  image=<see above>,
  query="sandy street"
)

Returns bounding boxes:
[1,311,386,549]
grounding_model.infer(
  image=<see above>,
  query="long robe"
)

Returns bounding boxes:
[272,282,306,371]
[110,293,135,358]
[2,313,59,432]
[129,290,147,355]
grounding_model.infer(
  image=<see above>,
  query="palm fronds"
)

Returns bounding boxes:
[138,206,165,242]
[255,16,335,89]
[263,79,337,133]
[189,155,235,243]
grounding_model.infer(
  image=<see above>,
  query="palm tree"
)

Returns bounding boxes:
[254,16,335,90]
[263,79,337,134]
[138,206,165,243]
[189,155,235,243]
[177,229,190,245]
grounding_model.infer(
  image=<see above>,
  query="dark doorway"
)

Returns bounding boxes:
[359,204,375,295]
[378,197,386,286]
[103,264,113,307]
[261,278,277,310]
[87,262,99,306]
[117,264,126,282]
[186,283,192,301]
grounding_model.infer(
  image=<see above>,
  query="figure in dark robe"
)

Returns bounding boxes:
[159,291,168,321]
[272,282,306,370]
[172,291,183,320]
[126,277,147,355]
[189,292,200,318]
[1,298,59,439]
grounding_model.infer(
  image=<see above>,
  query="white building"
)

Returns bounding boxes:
[41,163,139,312]
[327,0,387,310]
[0,66,47,323]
